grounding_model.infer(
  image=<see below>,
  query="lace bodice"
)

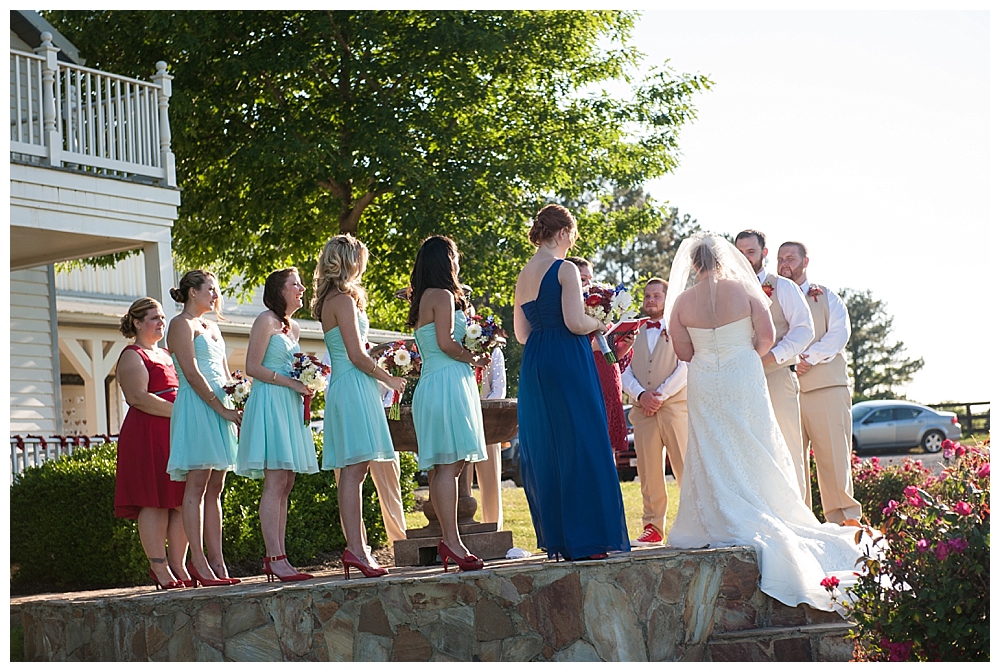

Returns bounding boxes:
[688,316,755,368]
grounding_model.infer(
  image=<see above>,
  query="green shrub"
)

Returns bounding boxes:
[834,440,990,661]
[10,434,421,591]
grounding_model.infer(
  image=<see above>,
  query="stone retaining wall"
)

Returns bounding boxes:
[18,546,853,662]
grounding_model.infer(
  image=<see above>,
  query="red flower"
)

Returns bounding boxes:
[882,499,899,516]
[820,575,840,590]
[977,463,990,478]
[903,485,918,498]
[934,541,950,560]
[942,439,955,451]
[585,295,604,307]
[807,285,823,302]
[761,281,774,298]
[954,501,973,516]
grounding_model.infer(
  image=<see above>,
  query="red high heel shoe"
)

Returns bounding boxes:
[148,569,184,590]
[263,554,314,582]
[342,549,388,579]
[186,561,236,587]
[437,540,484,573]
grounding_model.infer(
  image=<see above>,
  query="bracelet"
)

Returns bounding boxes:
[370,360,378,374]
[271,370,277,383]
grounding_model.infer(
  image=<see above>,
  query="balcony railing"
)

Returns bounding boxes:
[10,32,176,187]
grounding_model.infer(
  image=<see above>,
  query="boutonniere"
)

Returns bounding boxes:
[761,281,774,298]
[662,331,670,343]
[807,285,823,302]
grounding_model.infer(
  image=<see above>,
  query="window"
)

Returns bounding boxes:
[893,407,923,421]
[864,409,894,424]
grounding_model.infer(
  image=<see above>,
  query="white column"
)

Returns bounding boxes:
[144,238,176,323]
[59,336,126,436]
[34,32,62,168]
[152,61,176,188]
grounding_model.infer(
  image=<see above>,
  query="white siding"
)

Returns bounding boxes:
[55,251,147,296]
[10,267,59,434]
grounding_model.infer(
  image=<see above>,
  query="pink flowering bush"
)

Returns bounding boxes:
[841,439,990,661]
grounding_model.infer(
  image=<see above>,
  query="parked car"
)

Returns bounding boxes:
[614,404,673,482]
[500,436,521,487]
[851,400,961,454]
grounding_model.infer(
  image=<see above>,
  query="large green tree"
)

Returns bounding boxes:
[841,288,925,401]
[45,10,711,326]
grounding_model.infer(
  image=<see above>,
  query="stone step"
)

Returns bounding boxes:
[703,622,854,662]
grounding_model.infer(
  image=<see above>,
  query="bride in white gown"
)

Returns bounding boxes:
[665,233,864,612]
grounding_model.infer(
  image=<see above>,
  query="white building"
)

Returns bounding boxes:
[8,12,401,462]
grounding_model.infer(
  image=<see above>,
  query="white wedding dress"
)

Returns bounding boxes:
[667,316,863,611]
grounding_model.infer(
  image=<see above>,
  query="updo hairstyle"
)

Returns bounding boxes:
[169,270,223,318]
[263,267,299,331]
[119,297,162,339]
[690,239,722,274]
[311,235,369,320]
[528,204,576,246]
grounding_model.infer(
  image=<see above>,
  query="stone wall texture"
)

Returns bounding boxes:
[17,546,853,662]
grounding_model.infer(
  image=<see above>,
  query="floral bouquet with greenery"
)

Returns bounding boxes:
[830,439,990,661]
[583,282,637,363]
[222,370,252,410]
[376,340,421,420]
[464,313,504,384]
[291,352,331,425]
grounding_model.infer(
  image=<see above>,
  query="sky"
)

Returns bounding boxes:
[619,9,991,405]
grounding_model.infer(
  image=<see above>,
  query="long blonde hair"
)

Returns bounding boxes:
[311,234,369,319]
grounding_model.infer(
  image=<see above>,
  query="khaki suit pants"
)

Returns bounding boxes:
[629,400,688,536]
[474,443,504,530]
[765,366,807,503]
[800,385,862,523]
[334,455,407,545]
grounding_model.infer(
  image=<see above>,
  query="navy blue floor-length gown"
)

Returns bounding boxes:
[517,259,630,559]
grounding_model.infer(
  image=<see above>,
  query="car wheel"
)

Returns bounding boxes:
[852,435,860,453]
[618,467,638,482]
[921,430,945,454]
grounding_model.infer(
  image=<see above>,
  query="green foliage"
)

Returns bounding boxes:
[840,288,925,402]
[9,444,148,590]
[43,10,712,328]
[10,436,420,591]
[839,441,990,661]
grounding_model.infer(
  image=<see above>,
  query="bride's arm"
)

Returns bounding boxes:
[750,293,776,358]
[669,300,694,362]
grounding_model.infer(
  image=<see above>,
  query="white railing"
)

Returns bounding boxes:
[10,32,176,187]
[9,434,117,483]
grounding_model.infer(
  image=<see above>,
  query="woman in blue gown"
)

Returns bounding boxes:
[513,204,630,560]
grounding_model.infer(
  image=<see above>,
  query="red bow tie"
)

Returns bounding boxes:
[646,320,662,330]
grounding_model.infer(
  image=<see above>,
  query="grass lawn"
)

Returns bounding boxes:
[405,478,680,554]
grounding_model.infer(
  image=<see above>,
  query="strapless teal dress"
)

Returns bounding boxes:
[322,309,396,469]
[167,332,238,481]
[412,309,487,471]
[236,333,319,478]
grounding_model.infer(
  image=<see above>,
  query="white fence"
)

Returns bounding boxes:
[10,434,117,483]
[10,32,176,186]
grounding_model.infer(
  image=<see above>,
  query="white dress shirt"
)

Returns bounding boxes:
[797,277,851,364]
[480,346,507,400]
[757,268,814,365]
[620,320,688,403]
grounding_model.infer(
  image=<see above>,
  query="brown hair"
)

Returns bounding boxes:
[528,204,576,246]
[311,235,369,320]
[645,277,668,292]
[565,256,592,270]
[690,239,721,274]
[405,235,469,329]
[736,229,766,248]
[169,270,224,319]
[778,241,808,258]
[263,267,299,331]
[119,297,161,339]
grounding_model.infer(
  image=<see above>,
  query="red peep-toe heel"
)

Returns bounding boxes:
[437,540,484,573]
[342,549,388,579]
[186,561,236,587]
[262,554,314,582]
[148,569,184,590]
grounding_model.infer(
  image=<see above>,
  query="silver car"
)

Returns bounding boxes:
[851,400,962,454]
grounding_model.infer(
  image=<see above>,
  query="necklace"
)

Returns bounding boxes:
[182,311,209,331]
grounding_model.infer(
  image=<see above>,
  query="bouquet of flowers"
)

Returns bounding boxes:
[464,314,505,385]
[376,340,422,420]
[583,282,637,363]
[291,352,332,425]
[222,370,252,410]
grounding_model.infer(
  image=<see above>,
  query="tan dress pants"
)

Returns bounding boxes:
[765,365,808,503]
[628,399,688,536]
[474,442,503,530]
[800,385,862,523]
[334,455,407,545]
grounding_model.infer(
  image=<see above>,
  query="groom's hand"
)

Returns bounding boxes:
[639,391,663,415]
[796,356,813,376]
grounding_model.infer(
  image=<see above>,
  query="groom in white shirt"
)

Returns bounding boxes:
[621,278,688,546]
[735,229,814,502]
[777,241,862,525]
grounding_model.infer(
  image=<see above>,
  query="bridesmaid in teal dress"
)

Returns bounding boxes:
[314,235,406,579]
[407,236,491,572]
[165,270,242,587]
[236,267,319,582]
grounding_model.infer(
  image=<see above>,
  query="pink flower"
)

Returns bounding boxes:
[907,495,923,508]
[942,439,955,451]
[978,463,990,478]
[956,444,967,457]
[903,485,918,498]
[882,500,900,516]
[947,537,969,554]
[934,541,949,561]
[887,640,914,662]
[870,456,879,465]
[820,576,840,590]
[943,447,954,459]
[916,539,930,553]
[954,501,973,516]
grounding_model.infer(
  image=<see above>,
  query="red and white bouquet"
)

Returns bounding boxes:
[291,352,331,425]
[583,282,637,363]
[223,370,252,410]
[464,314,505,385]
[376,340,422,420]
